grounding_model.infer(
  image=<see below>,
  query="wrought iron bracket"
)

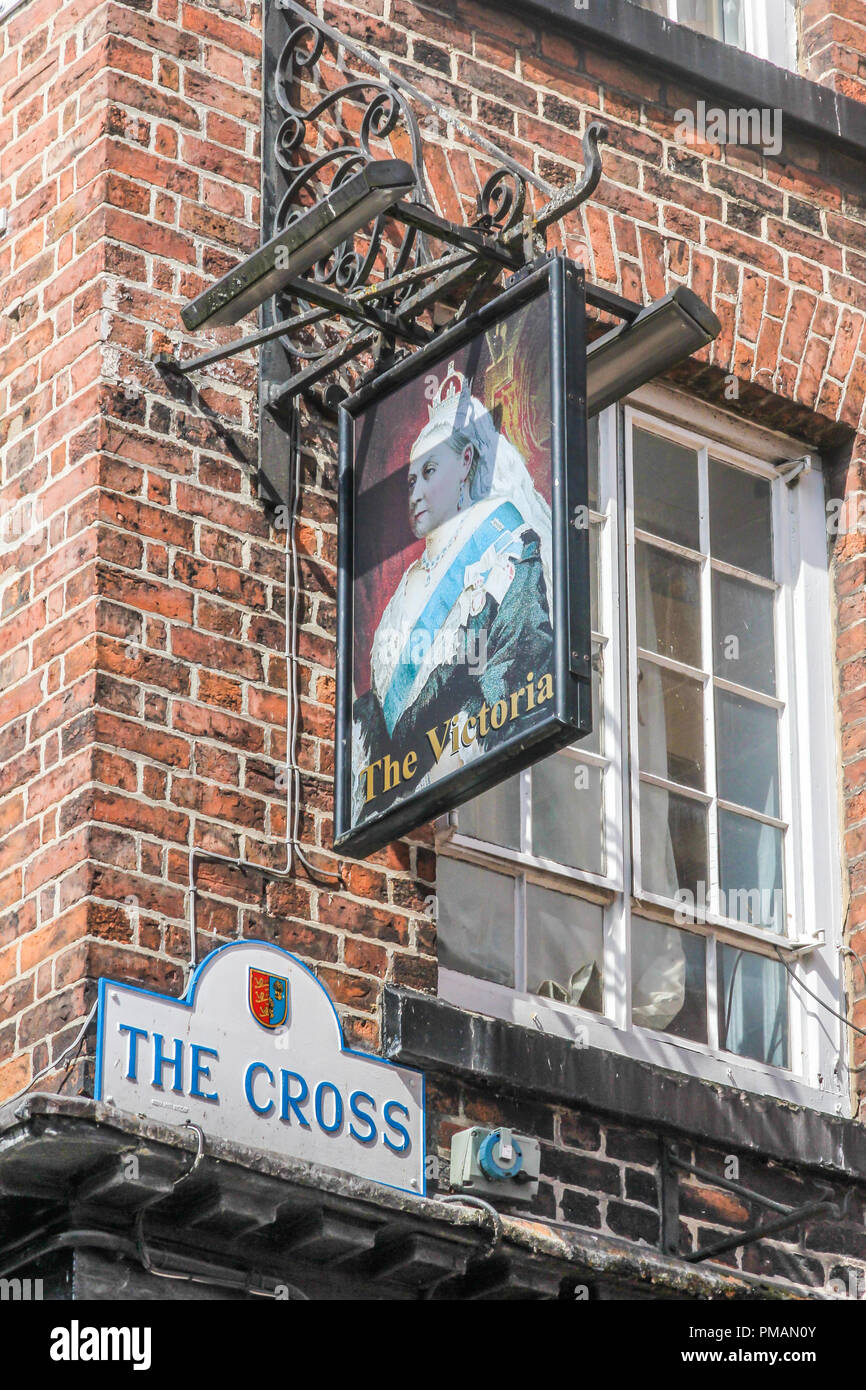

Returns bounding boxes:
[156,0,619,505]
[659,1140,847,1265]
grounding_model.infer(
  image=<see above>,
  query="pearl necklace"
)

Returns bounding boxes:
[419,518,464,585]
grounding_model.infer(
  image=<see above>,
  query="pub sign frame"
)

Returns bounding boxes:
[334,254,592,858]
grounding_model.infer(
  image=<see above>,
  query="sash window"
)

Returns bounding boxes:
[628,0,797,69]
[437,394,844,1111]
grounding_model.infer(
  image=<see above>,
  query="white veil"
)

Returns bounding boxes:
[409,364,553,609]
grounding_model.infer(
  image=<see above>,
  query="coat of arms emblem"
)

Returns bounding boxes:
[248,968,290,1029]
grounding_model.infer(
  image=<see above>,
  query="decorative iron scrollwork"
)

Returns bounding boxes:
[271,14,425,311]
[160,3,610,503]
[253,3,606,409]
[477,168,527,236]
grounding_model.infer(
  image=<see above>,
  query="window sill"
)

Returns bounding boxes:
[510,0,866,163]
[382,985,866,1181]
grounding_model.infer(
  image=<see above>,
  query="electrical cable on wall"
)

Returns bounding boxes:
[837,943,866,1072]
[718,936,866,1081]
[774,943,866,1041]
[3,399,347,1105]
[187,400,344,979]
[284,403,343,885]
[6,999,98,1113]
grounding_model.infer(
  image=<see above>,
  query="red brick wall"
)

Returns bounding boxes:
[802,0,866,101]
[2,0,866,1291]
[0,0,267,1097]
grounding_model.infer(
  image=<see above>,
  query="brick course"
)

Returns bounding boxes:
[2,0,866,1295]
[802,0,866,102]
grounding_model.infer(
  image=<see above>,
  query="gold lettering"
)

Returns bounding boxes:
[403,750,418,780]
[360,760,381,802]
[491,699,507,729]
[509,687,525,720]
[426,722,450,762]
[478,702,490,737]
[460,716,477,746]
[526,671,535,709]
[537,673,554,704]
[383,753,401,792]
[450,716,460,755]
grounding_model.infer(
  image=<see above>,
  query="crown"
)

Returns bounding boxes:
[410,361,476,460]
[428,361,466,420]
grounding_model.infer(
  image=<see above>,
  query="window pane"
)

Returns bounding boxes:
[588,415,600,511]
[639,781,708,898]
[716,690,779,817]
[709,458,773,579]
[718,809,785,933]
[632,917,707,1042]
[638,659,705,790]
[633,428,700,551]
[677,0,725,39]
[527,885,604,1013]
[766,0,796,66]
[721,0,747,46]
[636,540,702,669]
[712,569,776,695]
[718,946,788,1067]
[456,774,521,849]
[632,0,751,54]
[437,857,515,986]
[531,755,604,875]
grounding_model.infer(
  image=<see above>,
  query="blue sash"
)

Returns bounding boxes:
[381,501,524,735]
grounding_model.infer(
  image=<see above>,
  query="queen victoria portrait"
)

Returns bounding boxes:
[351,359,555,825]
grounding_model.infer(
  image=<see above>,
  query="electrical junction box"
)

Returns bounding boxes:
[449,1126,541,1204]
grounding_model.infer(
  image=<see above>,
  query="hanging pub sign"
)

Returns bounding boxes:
[335,254,592,857]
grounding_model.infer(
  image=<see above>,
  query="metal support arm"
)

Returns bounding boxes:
[392,202,523,269]
[161,117,614,384]
[154,0,622,503]
[660,1141,846,1265]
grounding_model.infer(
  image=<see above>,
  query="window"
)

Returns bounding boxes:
[437,390,845,1114]
[630,0,798,71]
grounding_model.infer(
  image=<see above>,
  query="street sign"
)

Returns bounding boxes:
[96,941,426,1196]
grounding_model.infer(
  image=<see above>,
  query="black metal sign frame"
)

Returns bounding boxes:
[334,254,591,858]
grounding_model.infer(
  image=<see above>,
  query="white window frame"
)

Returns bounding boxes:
[437,385,847,1118]
[0,0,27,20]
[625,407,796,942]
[442,406,624,906]
[642,0,798,70]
